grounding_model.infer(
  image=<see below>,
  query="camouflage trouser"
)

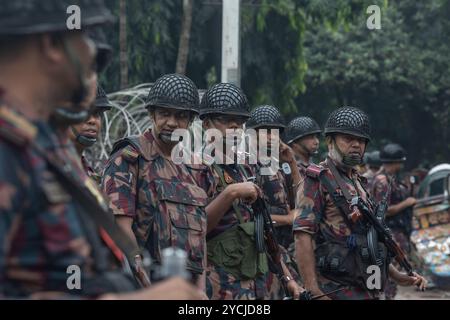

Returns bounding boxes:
[384,230,411,300]
[206,261,269,300]
[267,244,303,300]
[318,275,377,300]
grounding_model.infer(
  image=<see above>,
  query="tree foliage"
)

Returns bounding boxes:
[100,0,449,167]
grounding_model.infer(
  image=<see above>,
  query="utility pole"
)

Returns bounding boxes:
[221,0,240,86]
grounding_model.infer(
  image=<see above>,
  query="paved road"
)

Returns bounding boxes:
[396,286,450,300]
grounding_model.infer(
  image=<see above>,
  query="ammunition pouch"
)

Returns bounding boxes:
[207,221,269,280]
[315,233,389,290]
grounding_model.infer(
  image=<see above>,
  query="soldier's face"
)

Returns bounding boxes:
[334,134,366,158]
[70,111,102,144]
[256,127,279,151]
[43,32,97,106]
[151,107,192,145]
[294,134,320,156]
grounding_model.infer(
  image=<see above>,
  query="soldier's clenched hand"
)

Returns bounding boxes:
[395,272,427,291]
[229,182,261,204]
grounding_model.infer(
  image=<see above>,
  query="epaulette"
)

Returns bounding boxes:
[111,136,142,164]
[0,107,37,147]
[121,146,140,163]
[305,164,324,179]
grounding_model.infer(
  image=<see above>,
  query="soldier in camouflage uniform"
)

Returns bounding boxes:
[284,117,321,178]
[199,84,300,300]
[363,150,381,186]
[246,104,303,298]
[371,143,416,299]
[69,85,113,183]
[294,107,427,300]
[102,74,213,292]
[0,0,203,300]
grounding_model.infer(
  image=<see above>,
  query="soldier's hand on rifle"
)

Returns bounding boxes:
[99,277,207,300]
[404,197,417,208]
[286,279,302,299]
[394,271,427,291]
[229,182,261,204]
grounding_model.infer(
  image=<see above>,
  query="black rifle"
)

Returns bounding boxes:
[248,177,292,299]
[356,197,414,276]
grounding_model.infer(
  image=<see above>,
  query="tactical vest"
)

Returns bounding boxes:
[206,164,269,280]
[306,164,390,291]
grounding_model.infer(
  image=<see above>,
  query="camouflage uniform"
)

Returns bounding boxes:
[293,158,377,299]
[0,107,134,298]
[205,163,270,300]
[81,155,101,184]
[102,73,211,281]
[371,170,411,299]
[102,128,212,279]
[253,163,302,299]
[293,107,388,300]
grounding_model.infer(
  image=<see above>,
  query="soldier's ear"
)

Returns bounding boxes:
[202,118,211,130]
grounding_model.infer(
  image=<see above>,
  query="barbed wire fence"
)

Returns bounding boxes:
[84,83,152,172]
[84,84,204,173]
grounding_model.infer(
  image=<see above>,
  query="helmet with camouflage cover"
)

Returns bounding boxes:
[199,83,250,120]
[145,73,200,114]
[246,105,285,132]
[0,0,114,35]
[324,107,371,141]
[284,116,321,145]
[380,143,407,163]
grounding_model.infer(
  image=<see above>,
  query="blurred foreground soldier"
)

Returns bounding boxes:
[284,116,321,177]
[102,74,212,293]
[363,150,381,185]
[0,1,202,299]
[246,105,303,298]
[69,85,112,183]
[200,84,300,300]
[294,107,427,300]
[372,143,416,299]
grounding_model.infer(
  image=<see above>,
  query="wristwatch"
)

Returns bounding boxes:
[281,275,293,284]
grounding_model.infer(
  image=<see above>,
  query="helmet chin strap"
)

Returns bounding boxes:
[71,127,97,147]
[330,138,364,168]
[53,36,91,125]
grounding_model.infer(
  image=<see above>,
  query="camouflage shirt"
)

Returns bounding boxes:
[0,106,133,299]
[254,163,292,249]
[81,155,101,185]
[372,168,410,234]
[102,129,214,275]
[293,158,377,299]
